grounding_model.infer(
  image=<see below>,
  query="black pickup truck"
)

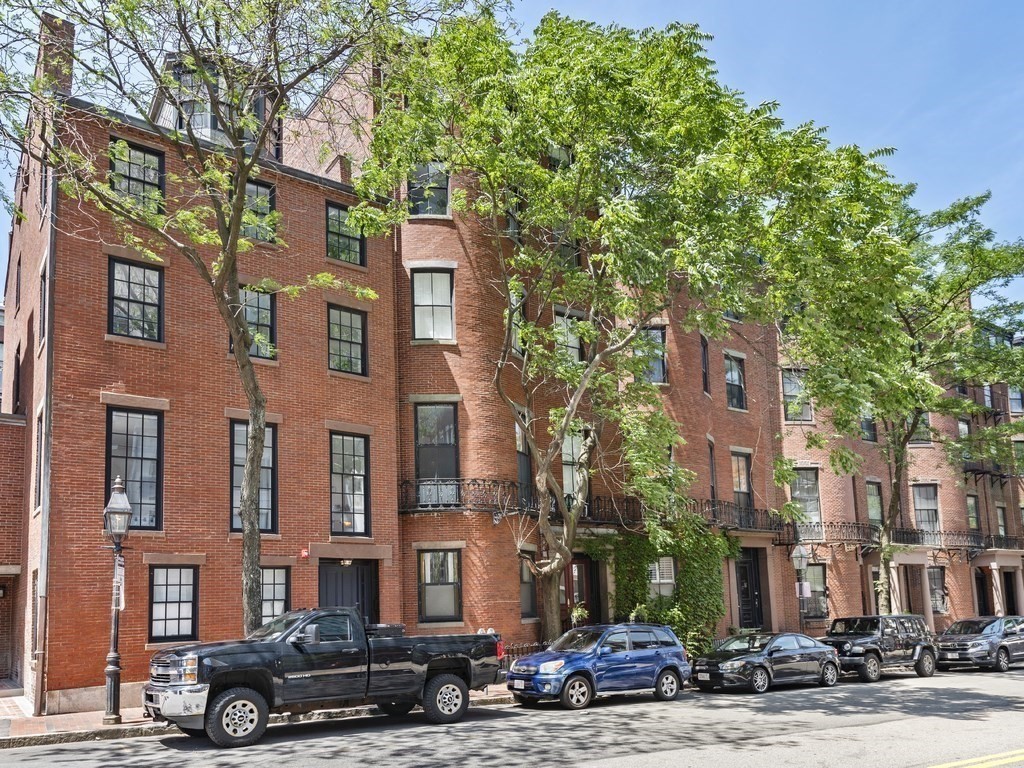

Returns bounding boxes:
[143,607,505,747]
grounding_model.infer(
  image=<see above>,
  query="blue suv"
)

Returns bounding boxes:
[506,623,691,710]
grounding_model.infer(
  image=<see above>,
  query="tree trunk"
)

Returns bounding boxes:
[878,422,912,616]
[876,526,893,615]
[538,570,562,642]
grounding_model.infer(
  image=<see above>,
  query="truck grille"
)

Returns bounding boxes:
[150,662,174,685]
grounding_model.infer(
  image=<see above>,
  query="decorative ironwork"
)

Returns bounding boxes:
[985,534,1024,551]
[684,499,784,533]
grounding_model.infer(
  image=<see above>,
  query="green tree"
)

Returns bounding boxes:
[0,0,463,633]
[364,12,915,639]
[782,194,1024,613]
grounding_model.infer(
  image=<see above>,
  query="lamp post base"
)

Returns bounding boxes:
[102,714,122,725]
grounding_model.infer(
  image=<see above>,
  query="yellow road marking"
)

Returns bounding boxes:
[929,749,1024,768]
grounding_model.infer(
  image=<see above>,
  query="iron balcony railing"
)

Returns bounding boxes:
[890,527,986,549]
[985,534,1024,551]
[776,521,880,546]
[683,499,784,533]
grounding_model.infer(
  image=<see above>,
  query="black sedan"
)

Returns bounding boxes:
[693,632,840,694]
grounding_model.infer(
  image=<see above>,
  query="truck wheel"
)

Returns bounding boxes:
[858,654,881,683]
[654,669,680,701]
[559,675,593,710]
[205,687,269,748]
[377,701,416,717]
[422,674,469,724]
[915,650,936,678]
[177,727,207,738]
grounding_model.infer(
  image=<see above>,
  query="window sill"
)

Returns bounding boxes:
[228,532,281,540]
[417,620,464,628]
[408,214,454,222]
[129,530,166,538]
[325,257,369,273]
[251,240,282,251]
[329,370,371,383]
[328,535,375,543]
[521,617,540,625]
[784,420,816,427]
[411,339,458,346]
[226,354,280,367]
[726,406,749,414]
[145,640,194,651]
[908,443,933,448]
[105,334,167,350]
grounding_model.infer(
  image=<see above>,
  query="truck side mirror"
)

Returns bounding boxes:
[883,627,896,637]
[294,624,320,645]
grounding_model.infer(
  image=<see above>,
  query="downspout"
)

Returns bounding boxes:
[33,140,59,717]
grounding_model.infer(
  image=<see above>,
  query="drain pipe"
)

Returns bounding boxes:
[32,148,58,717]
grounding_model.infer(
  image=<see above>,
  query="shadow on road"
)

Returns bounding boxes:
[7,670,1024,767]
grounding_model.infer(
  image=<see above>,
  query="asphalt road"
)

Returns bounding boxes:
[3,668,1024,768]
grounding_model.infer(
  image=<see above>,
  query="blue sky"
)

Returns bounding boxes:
[3,0,1023,300]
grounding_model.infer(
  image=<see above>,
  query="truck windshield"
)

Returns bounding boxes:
[829,618,879,635]
[247,610,306,640]
[944,619,998,636]
[549,628,603,652]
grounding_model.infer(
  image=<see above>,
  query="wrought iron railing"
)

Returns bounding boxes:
[683,499,784,533]
[501,641,549,670]
[891,527,986,549]
[776,521,880,546]
[985,534,1024,551]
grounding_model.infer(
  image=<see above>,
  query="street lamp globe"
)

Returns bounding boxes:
[790,543,809,573]
[104,476,133,543]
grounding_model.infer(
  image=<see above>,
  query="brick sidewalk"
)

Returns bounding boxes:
[0,687,513,748]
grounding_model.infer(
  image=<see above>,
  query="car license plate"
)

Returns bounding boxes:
[513,679,525,690]
[941,652,954,660]
[697,673,710,681]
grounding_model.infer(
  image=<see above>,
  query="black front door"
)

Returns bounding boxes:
[736,548,764,629]
[319,560,379,624]
[976,569,991,615]
[1004,571,1019,615]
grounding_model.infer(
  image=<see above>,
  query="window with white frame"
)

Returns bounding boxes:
[260,567,289,625]
[150,566,198,642]
[927,566,948,613]
[1010,386,1024,414]
[997,505,1007,537]
[912,484,939,531]
[866,481,883,526]
[790,468,821,524]
[520,554,537,619]
[418,550,461,622]
[648,557,676,599]
[806,564,828,618]
[724,354,746,410]
[554,311,583,362]
[640,327,667,384]
[412,270,454,341]
[562,433,585,503]
[967,495,981,531]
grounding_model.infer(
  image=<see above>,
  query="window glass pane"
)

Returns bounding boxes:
[326,204,364,265]
[243,181,274,240]
[782,370,812,421]
[110,260,162,340]
[239,288,275,359]
[328,306,366,375]
[866,482,883,526]
[791,469,821,524]
[806,564,827,618]
[419,550,461,620]
[967,496,980,530]
[110,142,163,212]
[928,567,947,613]
[554,313,583,361]
[260,567,289,625]
[331,433,369,535]
[230,422,275,532]
[409,162,449,216]
[731,452,751,509]
[640,327,667,384]
[150,567,197,641]
[108,408,161,528]
[318,614,353,642]
[912,485,938,531]
[412,271,453,340]
[725,355,746,409]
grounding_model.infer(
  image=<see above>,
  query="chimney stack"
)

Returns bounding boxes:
[37,14,75,95]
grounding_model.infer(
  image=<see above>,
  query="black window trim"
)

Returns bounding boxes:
[105,405,164,531]
[418,548,463,623]
[325,200,367,267]
[724,353,747,411]
[327,303,369,377]
[330,430,372,537]
[243,179,277,241]
[148,565,199,643]
[233,287,277,360]
[700,334,710,395]
[107,256,165,342]
[229,419,279,534]
[108,136,166,213]
[413,402,461,505]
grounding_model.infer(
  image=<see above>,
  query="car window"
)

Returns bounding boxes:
[897,618,916,635]
[881,618,898,635]
[772,635,800,651]
[797,635,818,649]
[317,614,353,642]
[653,628,678,647]
[1003,618,1018,633]
[830,617,878,635]
[629,629,657,650]
[603,631,629,653]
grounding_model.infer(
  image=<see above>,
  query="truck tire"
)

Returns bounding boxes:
[177,727,207,738]
[915,650,936,678]
[858,653,882,683]
[422,674,470,724]
[377,701,416,717]
[205,687,270,748]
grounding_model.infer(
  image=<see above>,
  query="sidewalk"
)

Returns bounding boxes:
[0,686,513,749]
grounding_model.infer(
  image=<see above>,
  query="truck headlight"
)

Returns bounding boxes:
[171,654,199,684]
[538,660,565,674]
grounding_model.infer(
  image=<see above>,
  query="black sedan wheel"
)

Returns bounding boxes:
[749,667,770,694]
[653,669,680,701]
[819,661,839,687]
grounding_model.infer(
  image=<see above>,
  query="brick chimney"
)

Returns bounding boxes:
[37,14,75,95]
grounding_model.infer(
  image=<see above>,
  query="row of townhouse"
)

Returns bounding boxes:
[1,20,1021,714]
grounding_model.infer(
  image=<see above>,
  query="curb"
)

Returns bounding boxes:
[0,694,515,750]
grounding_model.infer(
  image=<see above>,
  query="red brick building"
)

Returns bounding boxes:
[2,23,1020,716]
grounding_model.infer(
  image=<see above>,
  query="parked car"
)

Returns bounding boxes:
[820,614,936,682]
[143,607,505,748]
[505,623,691,710]
[692,632,839,694]
[936,616,1024,672]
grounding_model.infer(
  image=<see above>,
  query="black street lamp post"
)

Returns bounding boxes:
[103,476,132,726]
[790,541,809,636]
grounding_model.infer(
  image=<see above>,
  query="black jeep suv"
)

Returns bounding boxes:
[820,614,937,682]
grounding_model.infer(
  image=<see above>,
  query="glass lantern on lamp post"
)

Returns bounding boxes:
[790,542,809,635]
[103,476,132,725]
